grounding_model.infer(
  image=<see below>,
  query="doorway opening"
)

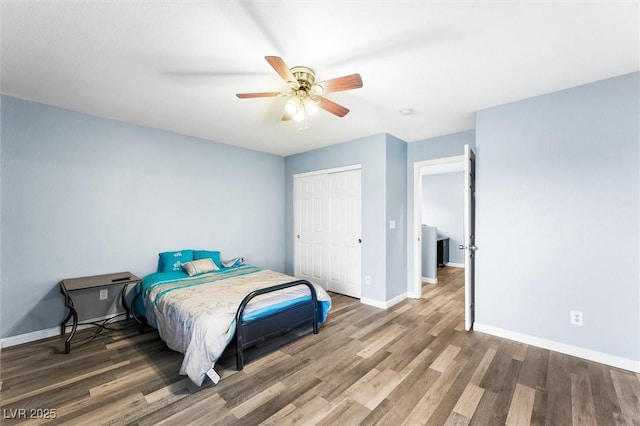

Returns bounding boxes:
[410,145,475,330]
[420,170,465,286]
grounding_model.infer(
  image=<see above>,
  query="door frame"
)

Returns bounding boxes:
[293,164,362,179]
[409,155,466,294]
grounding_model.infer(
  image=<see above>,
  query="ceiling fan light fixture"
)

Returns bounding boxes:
[293,104,306,121]
[311,84,324,95]
[285,99,299,115]
[305,97,319,115]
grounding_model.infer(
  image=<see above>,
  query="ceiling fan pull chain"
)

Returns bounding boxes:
[299,101,308,132]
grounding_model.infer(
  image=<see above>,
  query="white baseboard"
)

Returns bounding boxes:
[361,292,407,309]
[0,312,128,349]
[445,262,465,268]
[1,327,62,348]
[422,277,438,284]
[474,323,640,373]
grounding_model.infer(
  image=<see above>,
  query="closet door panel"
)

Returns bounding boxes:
[294,174,328,289]
[294,168,361,298]
[327,169,362,298]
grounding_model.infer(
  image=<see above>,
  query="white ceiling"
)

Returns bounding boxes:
[1,1,638,156]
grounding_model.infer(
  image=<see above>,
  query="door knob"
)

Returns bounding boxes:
[458,245,464,250]
[297,235,300,239]
[358,238,362,243]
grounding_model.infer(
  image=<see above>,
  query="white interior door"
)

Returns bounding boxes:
[327,169,362,298]
[294,174,328,289]
[463,145,476,331]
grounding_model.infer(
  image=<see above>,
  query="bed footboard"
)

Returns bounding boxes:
[233,279,318,370]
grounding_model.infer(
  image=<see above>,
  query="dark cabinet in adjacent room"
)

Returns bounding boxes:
[437,237,449,267]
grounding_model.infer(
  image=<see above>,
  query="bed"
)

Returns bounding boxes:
[133,251,331,386]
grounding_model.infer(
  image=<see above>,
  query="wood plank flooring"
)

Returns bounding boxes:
[2,267,639,425]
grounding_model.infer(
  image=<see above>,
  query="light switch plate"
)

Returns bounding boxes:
[389,220,396,229]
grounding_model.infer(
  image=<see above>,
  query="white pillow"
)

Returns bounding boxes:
[181,258,219,276]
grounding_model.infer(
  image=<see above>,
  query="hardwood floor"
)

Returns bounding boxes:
[1,266,639,425]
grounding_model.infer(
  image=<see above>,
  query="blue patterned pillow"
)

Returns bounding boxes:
[158,250,194,272]
[193,250,222,269]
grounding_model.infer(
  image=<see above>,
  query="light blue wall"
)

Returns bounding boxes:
[475,72,639,363]
[407,130,476,292]
[284,134,387,301]
[422,172,464,265]
[385,134,408,299]
[1,96,285,338]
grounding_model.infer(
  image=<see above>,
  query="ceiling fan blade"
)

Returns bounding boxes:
[315,73,363,94]
[319,97,350,117]
[265,56,300,88]
[236,91,282,99]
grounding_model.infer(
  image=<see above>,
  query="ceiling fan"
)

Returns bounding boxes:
[236,56,363,130]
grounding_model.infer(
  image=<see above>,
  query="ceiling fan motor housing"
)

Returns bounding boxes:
[290,66,316,92]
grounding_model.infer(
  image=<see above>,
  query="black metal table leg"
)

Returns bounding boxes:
[131,290,145,334]
[120,284,131,320]
[62,290,78,354]
[60,303,72,336]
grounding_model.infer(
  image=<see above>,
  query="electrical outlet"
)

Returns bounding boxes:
[570,310,583,326]
[99,289,108,300]
[365,275,371,285]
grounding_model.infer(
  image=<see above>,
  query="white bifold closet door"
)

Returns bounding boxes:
[294,168,361,298]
